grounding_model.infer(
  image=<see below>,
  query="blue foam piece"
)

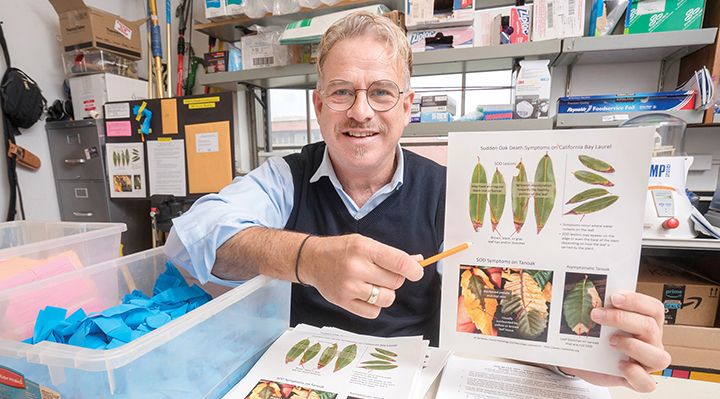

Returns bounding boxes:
[26,262,211,350]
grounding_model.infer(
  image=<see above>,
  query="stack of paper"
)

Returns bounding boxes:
[679,67,716,110]
[223,324,450,399]
[437,355,612,399]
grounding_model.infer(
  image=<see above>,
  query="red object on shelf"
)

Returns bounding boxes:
[662,217,680,229]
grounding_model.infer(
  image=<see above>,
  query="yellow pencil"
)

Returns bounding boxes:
[419,242,472,267]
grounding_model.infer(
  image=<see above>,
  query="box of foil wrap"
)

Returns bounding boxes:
[558,91,696,114]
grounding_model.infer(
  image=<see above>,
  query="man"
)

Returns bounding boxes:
[166,11,670,392]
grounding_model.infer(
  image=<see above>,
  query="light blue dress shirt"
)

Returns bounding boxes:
[164,144,407,286]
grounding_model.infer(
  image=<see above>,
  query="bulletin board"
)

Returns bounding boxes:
[103,92,235,199]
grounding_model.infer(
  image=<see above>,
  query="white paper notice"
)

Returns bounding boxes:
[106,142,146,198]
[104,103,131,119]
[437,355,612,399]
[440,128,655,376]
[224,326,426,399]
[195,132,219,153]
[147,139,186,196]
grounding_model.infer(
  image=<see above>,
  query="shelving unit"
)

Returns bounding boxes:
[194,0,402,43]
[403,119,553,137]
[554,28,718,66]
[555,110,705,128]
[642,237,720,251]
[199,40,562,90]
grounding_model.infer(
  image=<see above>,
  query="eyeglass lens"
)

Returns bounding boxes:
[323,80,401,112]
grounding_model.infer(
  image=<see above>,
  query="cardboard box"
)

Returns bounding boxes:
[204,51,229,73]
[493,6,533,45]
[625,0,706,34]
[474,6,513,47]
[421,95,457,114]
[636,262,720,327]
[558,91,696,114]
[407,26,474,52]
[49,0,144,60]
[410,99,421,123]
[532,0,586,41]
[204,0,227,19]
[406,0,475,28]
[383,10,406,31]
[659,325,720,382]
[226,0,244,17]
[69,74,148,120]
[420,111,453,122]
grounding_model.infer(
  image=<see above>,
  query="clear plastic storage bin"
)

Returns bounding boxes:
[62,49,139,78]
[0,221,125,289]
[0,247,291,398]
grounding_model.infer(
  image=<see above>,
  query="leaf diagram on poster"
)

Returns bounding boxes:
[442,128,655,376]
[106,142,146,198]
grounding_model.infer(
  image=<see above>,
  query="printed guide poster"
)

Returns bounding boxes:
[437,355,612,399]
[224,324,430,399]
[147,139,187,196]
[440,128,655,376]
[106,142,146,198]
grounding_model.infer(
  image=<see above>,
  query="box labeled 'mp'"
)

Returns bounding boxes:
[49,0,144,60]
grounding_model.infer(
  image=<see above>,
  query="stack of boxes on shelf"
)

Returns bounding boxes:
[636,257,720,383]
[49,0,147,120]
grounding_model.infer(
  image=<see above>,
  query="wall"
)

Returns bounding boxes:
[0,0,209,221]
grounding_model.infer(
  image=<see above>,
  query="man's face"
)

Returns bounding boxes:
[313,35,414,175]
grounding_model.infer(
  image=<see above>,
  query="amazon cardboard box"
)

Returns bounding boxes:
[659,325,720,382]
[636,262,720,327]
[49,0,144,60]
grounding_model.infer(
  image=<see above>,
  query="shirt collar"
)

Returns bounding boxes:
[309,144,404,191]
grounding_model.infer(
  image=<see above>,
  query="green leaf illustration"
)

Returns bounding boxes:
[374,348,397,357]
[573,170,614,187]
[512,160,529,233]
[360,360,394,366]
[563,276,603,335]
[489,168,506,232]
[334,344,357,372]
[534,153,556,234]
[566,188,610,204]
[285,338,310,364]
[300,342,321,366]
[579,155,615,173]
[317,343,338,369]
[500,271,549,339]
[469,158,488,231]
[360,364,398,370]
[370,353,395,362]
[565,195,619,215]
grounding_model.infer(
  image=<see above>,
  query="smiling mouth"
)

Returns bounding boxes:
[343,130,378,138]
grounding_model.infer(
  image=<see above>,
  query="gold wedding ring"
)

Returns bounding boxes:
[366,284,380,305]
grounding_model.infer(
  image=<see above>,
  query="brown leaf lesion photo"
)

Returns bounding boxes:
[560,272,607,338]
[457,265,553,342]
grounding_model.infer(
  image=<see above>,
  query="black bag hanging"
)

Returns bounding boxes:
[0,20,39,221]
[0,23,46,130]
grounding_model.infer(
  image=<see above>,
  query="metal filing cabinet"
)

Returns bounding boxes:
[46,119,151,254]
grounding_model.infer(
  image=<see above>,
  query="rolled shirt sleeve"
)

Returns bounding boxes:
[164,156,294,285]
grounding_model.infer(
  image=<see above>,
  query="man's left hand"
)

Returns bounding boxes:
[559,292,671,393]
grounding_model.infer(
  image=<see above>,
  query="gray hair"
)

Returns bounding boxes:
[316,11,412,89]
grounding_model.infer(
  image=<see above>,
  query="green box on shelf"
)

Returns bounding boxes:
[625,0,706,34]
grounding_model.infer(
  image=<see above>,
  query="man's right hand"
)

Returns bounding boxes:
[298,234,424,319]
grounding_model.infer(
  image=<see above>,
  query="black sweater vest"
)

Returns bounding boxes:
[284,142,446,345]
